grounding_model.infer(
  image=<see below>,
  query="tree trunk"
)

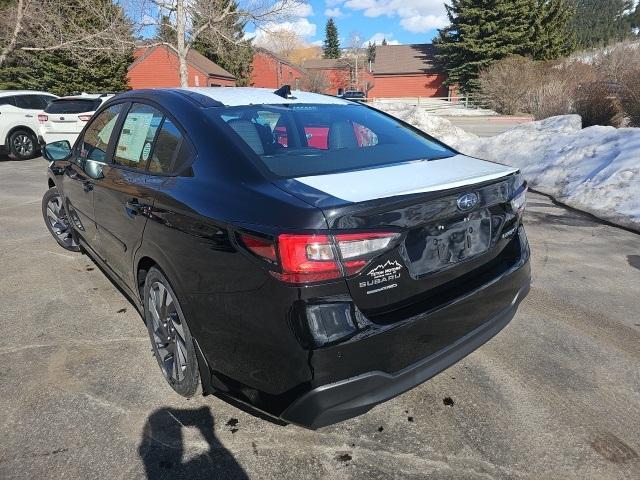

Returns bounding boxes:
[176,0,189,87]
[0,0,25,68]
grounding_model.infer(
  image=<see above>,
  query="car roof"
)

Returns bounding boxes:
[175,87,350,107]
[0,90,56,97]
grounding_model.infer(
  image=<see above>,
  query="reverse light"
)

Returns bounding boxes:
[511,183,528,217]
[240,231,400,284]
[37,114,48,123]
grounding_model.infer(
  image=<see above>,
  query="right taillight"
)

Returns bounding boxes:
[239,231,399,284]
[511,182,528,217]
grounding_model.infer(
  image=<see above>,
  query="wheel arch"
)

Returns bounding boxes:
[5,125,38,145]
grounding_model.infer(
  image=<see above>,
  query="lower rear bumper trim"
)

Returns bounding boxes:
[280,283,529,429]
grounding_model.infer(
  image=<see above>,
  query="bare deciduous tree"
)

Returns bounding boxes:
[302,69,328,93]
[0,0,132,67]
[135,0,303,86]
[254,27,304,61]
[1,0,304,87]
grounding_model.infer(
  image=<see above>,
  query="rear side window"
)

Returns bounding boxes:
[0,96,16,106]
[148,118,184,174]
[210,104,453,178]
[79,104,125,162]
[46,99,100,114]
[14,94,47,109]
[113,103,163,169]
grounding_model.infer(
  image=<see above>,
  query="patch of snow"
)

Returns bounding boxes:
[371,100,497,117]
[373,103,479,149]
[377,103,640,230]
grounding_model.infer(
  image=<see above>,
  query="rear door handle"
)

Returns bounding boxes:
[125,198,149,217]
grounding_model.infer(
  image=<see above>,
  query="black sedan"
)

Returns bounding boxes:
[41,86,530,429]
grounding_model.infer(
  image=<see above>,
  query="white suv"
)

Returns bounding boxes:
[38,93,115,147]
[0,91,58,159]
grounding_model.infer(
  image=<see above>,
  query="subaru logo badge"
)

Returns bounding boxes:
[457,192,479,211]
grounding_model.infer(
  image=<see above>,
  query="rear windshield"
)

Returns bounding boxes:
[45,98,101,114]
[208,104,454,178]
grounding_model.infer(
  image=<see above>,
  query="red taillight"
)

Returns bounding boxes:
[276,234,341,283]
[240,231,400,284]
[239,234,276,262]
[38,114,48,123]
[78,114,92,122]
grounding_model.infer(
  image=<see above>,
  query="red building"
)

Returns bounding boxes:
[302,44,448,99]
[128,45,235,89]
[368,44,448,99]
[250,48,306,89]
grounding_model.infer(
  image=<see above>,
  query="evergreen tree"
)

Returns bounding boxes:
[191,1,254,86]
[533,0,576,60]
[572,0,634,48]
[367,42,376,64]
[435,0,575,92]
[157,15,177,45]
[323,18,340,58]
[0,0,132,94]
[381,38,388,46]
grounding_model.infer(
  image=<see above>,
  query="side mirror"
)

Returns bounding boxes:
[43,140,72,162]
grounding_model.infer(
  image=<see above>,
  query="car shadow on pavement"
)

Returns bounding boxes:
[138,406,248,480]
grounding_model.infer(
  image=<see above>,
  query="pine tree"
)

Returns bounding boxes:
[0,0,132,94]
[191,1,254,86]
[367,42,376,63]
[323,19,340,59]
[533,0,576,60]
[572,0,634,48]
[435,0,575,92]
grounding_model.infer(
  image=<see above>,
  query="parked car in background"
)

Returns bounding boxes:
[38,93,116,147]
[0,90,57,159]
[41,87,530,429]
[339,90,367,102]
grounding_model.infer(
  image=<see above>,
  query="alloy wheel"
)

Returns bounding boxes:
[46,194,78,249]
[13,134,34,157]
[148,281,188,383]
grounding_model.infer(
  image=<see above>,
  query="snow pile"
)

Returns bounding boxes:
[373,103,478,148]
[371,99,497,117]
[377,103,640,230]
[465,116,640,230]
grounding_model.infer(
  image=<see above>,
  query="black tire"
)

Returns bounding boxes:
[42,186,80,251]
[9,129,38,160]
[144,267,200,397]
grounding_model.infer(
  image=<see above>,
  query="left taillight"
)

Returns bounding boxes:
[239,231,399,284]
[37,114,48,123]
[511,182,528,217]
[78,114,92,122]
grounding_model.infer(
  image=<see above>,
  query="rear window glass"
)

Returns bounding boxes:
[45,99,101,114]
[209,104,453,178]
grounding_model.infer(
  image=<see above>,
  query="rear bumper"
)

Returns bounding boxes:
[281,281,528,429]
[38,132,80,146]
[280,228,531,429]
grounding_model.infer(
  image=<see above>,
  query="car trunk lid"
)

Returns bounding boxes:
[274,155,522,318]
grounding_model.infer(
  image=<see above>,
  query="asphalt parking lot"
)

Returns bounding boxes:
[1,157,639,479]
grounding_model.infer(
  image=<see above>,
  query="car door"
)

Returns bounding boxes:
[0,96,20,144]
[92,102,166,288]
[14,94,51,133]
[61,103,126,249]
